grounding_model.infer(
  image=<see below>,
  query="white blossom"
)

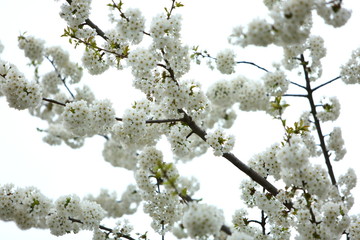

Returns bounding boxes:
[182,203,224,238]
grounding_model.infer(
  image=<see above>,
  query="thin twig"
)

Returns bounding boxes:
[289,80,307,89]
[42,97,66,106]
[45,56,75,99]
[282,94,308,98]
[312,76,341,92]
[68,217,137,240]
[236,61,269,73]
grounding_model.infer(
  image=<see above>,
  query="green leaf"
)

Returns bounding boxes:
[175,2,184,7]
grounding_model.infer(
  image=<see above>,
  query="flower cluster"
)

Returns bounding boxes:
[59,0,92,28]
[338,168,357,197]
[62,99,116,137]
[102,138,138,170]
[216,49,236,74]
[263,70,289,96]
[205,128,235,156]
[0,62,42,110]
[316,96,341,122]
[167,124,208,162]
[229,0,314,47]
[48,195,105,236]
[0,184,51,230]
[206,76,270,112]
[134,147,184,234]
[82,49,109,75]
[0,184,106,236]
[150,14,182,48]
[327,127,346,161]
[182,202,224,238]
[127,47,158,80]
[228,18,274,47]
[18,35,45,64]
[341,47,360,84]
[45,46,83,84]
[315,0,352,28]
[115,8,145,44]
[85,185,141,218]
[282,35,326,79]
[248,143,281,180]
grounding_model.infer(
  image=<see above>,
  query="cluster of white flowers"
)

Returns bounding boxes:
[229,0,314,47]
[232,208,263,237]
[127,47,158,81]
[115,8,145,44]
[206,79,233,108]
[113,107,147,145]
[182,202,224,238]
[338,168,357,197]
[341,47,360,84]
[0,184,106,236]
[62,99,116,137]
[0,184,51,230]
[327,127,346,161]
[102,138,138,170]
[59,0,92,28]
[228,18,274,47]
[82,49,109,75]
[232,76,270,111]
[45,46,83,84]
[263,70,289,96]
[167,124,209,162]
[0,62,42,110]
[277,135,310,169]
[48,194,106,236]
[205,128,235,156]
[316,96,340,122]
[315,0,352,28]
[42,123,85,148]
[216,49,236,74]
[248,143,281,180]
[134,147,184,234]
[18,36,45,64]
[348,215,360,239]
[282,35,326,79]
[85,185,141,218]
[206,76,270,112]
[150,14,182,48]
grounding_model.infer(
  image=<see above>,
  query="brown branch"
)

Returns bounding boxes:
[312,76,341,92]
[65,0,108,41]
[68,217,136,240]
[42,97,66,106]
[300,54,337,186]
[179,109,292,210]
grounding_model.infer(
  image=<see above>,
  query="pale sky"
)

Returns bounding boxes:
[1,0,360,239]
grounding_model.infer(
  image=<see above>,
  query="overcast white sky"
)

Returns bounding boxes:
[1,0,360,239]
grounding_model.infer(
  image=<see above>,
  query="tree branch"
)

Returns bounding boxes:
[45,56,75,99]
[65,0,108,41]
[179,109,292,210]
[68,217,137,240]
[312,76,341,92]
[300,54,337,186]
[236,61,269,73]
[42,97,66,106]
